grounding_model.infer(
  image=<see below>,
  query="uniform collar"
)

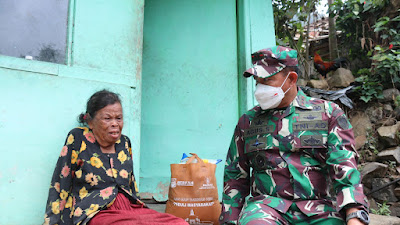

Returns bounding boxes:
[293,88,314,110]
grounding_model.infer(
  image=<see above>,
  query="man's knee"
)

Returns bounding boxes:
[238,203,286,225]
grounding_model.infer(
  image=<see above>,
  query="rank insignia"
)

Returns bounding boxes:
[301,135,324,146]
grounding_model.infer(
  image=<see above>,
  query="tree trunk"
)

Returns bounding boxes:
[328,0,338,60]
[305,10,311,80]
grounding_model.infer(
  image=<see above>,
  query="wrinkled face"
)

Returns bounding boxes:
[88,103,123,148]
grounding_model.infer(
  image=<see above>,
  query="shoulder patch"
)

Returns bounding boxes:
[337,115,350,130]
[312,103,325,112]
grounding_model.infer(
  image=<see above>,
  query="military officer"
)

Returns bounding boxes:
[219,46,369,225]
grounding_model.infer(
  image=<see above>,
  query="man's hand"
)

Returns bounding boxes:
[347,218,365,225]
[346,208,366,225]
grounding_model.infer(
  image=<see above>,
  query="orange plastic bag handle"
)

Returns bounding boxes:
[186,153,206,167]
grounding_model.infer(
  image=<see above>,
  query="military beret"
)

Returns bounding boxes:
[243,46,298,78]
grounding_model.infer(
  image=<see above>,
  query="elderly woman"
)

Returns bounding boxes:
[44,90,187,225]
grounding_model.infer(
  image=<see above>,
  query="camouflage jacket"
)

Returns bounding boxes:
[220,89,368,224]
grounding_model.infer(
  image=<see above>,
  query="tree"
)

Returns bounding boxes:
[328,0,338,60]
[272,0,322,79]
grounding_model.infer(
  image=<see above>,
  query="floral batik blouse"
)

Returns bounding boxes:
[44,127,142,225]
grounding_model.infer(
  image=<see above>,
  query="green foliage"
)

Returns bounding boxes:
[330,2,399,102]
[370,12,400,85]
[354,73,383,103]
[371,201,391,216]
[365,128,379,154]
[330,0,388,63]
[394,95,400,107]
[272,0,320,49]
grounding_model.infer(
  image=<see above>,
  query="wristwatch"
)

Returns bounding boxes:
[346,210,370,224]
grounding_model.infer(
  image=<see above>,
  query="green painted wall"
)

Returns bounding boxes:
[140,0,239,200]
[140,0,276,201]
[238,0,277,115]
[0,0,144,224]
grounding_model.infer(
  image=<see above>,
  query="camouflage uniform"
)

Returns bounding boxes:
[219,46,369,225]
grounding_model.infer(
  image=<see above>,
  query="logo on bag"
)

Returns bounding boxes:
[171,178,194,188]
[184,209,213,224]
[171,178,177,188]
[199,177,215,190]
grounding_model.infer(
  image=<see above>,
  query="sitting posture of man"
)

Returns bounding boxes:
[219,46,369,225]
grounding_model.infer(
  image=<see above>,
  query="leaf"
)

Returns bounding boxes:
[361,96,372,103]
[392,15,400,21]
[374,26,387,32]
[296,35,304,50]
[353,4,360,15]
[377,16,390,22]
[363,2,372,12]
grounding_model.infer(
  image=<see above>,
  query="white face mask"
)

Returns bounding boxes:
[254,74,291,110]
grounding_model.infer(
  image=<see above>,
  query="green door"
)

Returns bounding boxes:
[140,0,238,200]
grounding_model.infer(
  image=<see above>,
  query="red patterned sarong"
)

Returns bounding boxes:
[88,193,188,225]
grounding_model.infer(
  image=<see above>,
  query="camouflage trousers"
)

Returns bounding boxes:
[237,201,345,225]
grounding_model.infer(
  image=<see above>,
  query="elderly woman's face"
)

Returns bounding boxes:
[89,103,123,148]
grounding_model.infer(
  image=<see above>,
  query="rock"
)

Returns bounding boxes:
[327,68,355,88]
[307,79,328,89]
[377,147,400,164]
[394,107,400,121]
[370,214,400,225]
[350,112,373,137]
[382,88,400,103]
[363,149,378,162]
[361,162,389,188]
[371,178,398,202]
[390,202,400,217]
[383,104,394,116]
[368,197,378,212]
[366,106,384,124]
[355,135,367,150]
[377,122,400,147]
[380,118,397,127]
[296,78,307,87]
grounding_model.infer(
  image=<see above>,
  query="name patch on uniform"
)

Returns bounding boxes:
[244,125,274,138]
[293,121,328,131]
[300,135,324,146]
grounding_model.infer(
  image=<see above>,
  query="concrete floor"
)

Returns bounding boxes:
[143,199,167,213]
[146,203,166,213]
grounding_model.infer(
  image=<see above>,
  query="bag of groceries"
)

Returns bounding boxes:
[166,153,221,225]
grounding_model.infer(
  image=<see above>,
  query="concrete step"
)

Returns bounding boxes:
[370,214,400,225]
[142,201,400,225]
[146,203,166,213]
[142,199,166,213]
